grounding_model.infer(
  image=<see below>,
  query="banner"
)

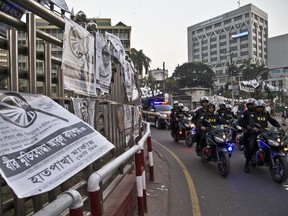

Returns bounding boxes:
[62,17,96,96]
[124,105,132,146]
[95,32,112,93]
[71,97,96,127]
[105,32,126,67]
[0,91,114,198]
[39,0,69,12]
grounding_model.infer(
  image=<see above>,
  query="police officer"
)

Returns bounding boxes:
[224,104,238,143]
[192,96,209,154]
[244,99,282,173]
[170,101,179,135]
[238,98,256,151]
[217,101,226,119]
[197,102,224,153]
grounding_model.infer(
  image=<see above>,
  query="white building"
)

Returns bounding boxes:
[187,4,268,90]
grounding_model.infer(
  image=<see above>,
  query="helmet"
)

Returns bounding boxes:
[226,104,232,110]
[208,102,216,109]
[285,106,288,109]
[200,96,209,104]
[173,101,179,105]
[246,98,256,106]
[219,102,226,107]
[183,106,189,112]
[255,99,265,108]
[178,103,184,109]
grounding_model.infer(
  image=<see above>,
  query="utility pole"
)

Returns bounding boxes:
[228,50,234,106]
[162,62,166,93]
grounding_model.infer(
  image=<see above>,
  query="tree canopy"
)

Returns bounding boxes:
[129,48,151,77]
[172,62,215,89]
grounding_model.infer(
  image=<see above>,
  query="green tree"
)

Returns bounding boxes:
[164,77,179,94]
[172,62,215,89]
[129,48,151,77]
[240,59,269,81]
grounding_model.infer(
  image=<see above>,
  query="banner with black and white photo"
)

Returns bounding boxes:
[124,105,132,146]
[133,106,140,138]
[71,97,96,127]
[95,31,112,93]
[105,32,126,67]
[0,91,114,198]
[39,0,70,12]
[62,17,96,96]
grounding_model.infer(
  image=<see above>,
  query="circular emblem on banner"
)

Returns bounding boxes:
[69,27,85,58]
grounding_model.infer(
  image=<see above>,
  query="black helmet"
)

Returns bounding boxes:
[255,99,265,108]
[208,102,216,109]
[200,96,209,104]
[246,98,256,106]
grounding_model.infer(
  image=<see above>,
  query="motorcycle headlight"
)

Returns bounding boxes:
[267,139,279,147]
[215,136,225,143]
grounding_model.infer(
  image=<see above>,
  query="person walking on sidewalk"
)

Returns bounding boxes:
[282,106,288,126]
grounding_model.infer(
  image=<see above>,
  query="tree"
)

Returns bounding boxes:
[172,62,215,89]
[164,77,179,94]
[129,48,151,77]
[239,59,269,81]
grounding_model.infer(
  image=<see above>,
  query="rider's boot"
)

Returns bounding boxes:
[244,161,250,174]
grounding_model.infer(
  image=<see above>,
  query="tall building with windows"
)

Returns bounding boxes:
[187,4,268,90]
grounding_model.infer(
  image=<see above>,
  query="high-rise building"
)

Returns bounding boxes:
[187,4,268,90]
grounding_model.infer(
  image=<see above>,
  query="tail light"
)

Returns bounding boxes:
[203,147,211,156]
[256,149,265,160]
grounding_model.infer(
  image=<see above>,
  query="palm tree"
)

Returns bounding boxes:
[142,74,156,96]
[130,48,151,78]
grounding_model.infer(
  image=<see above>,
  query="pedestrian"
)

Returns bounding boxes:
[282,106,288,126]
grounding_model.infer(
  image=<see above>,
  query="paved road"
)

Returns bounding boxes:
[146,121,288,216]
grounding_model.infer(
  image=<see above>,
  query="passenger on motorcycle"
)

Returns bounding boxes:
[171,103,188,137]
[224,104,238,143]
[217,101,227,119]
[244,99,283,173]
[238,98,256,152]
[192,96,209,154]
[196,102,224,154]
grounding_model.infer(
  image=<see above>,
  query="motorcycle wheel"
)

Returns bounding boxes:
[185,134,194,147]
[217,152,230,177]
[171,131,179,142]
[269,156,288,183]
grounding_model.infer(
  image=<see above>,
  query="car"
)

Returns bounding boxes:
[142,101,172,129]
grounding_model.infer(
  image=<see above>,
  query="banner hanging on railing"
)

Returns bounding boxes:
[0,91,114,198]
[62,17,96,96]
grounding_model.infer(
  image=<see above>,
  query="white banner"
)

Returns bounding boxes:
[0,91,114,198]
[105,32,126,67]
[62,17,96,96]
[124,105,132,146]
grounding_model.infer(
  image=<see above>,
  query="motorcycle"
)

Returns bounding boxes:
[253,125,288,183]
[199,120,234,177]
[171,115,196,147]
[228,119,243,150]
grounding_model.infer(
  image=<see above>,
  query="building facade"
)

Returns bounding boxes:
[187,4,268,90]
[267,34,288,91]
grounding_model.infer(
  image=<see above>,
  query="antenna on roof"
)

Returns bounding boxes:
[237,0,240,8]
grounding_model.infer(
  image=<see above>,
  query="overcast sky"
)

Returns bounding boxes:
[64,0,288,76]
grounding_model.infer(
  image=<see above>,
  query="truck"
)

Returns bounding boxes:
[141,96,172,129]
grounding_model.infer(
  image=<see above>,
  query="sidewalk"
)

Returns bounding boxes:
[133,145,170,216]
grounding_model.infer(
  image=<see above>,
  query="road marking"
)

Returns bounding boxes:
[153,139,201,216]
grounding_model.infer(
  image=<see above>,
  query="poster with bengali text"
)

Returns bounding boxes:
[0,91,114,198]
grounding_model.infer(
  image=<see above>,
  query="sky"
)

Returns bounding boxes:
[64,0,288,76]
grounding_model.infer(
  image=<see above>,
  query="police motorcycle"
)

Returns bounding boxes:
[171,114,196,146]
[199,120,235,177]
[252,124,288,183]
[226,119,243,150]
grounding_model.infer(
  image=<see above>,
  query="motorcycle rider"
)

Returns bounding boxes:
[217,101,227,119]
[196,102,224,154]
[244,99,283,173]
[238,98,256,153]
[224,104,238,143]
[170,101,179,135]
[192,96,209,154]
[171,103,187,137]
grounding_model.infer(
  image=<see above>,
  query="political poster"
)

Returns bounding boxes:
[0,91,114,198]
[71,97,96,127]
[62,17,96,96]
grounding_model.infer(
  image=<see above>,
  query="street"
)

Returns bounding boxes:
[150,126,288,216]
